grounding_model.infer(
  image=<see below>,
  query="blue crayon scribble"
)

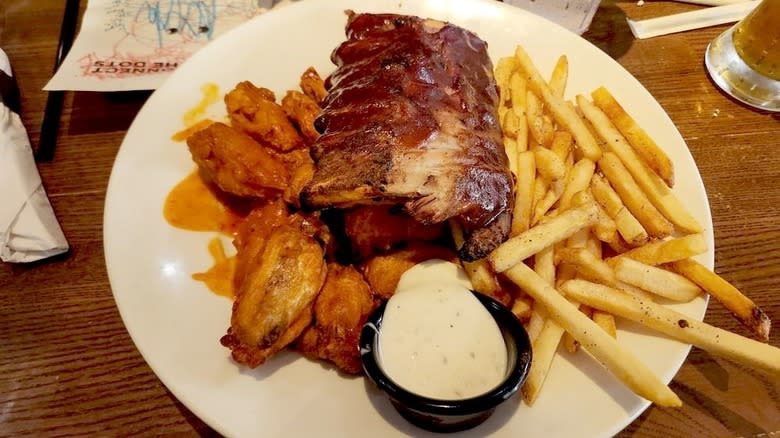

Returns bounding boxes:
[105,0,259,49]
[141,0,216,47]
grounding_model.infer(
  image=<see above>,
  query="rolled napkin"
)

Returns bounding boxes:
[0,48,69,263]
[627,1,759,39]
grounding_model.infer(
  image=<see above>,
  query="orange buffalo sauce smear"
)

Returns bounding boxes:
[163,170,244,234]
[192,238,236,299]
[164,170,245,297]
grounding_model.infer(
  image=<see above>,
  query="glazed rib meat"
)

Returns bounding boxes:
[301,13,513,261]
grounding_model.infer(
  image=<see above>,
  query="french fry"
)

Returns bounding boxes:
[585,231,603,259]
[606,234,633,255]
[563,301,592,353]
[534,146,566,181]
[510,72,528,117]
[512,296,533,321]
[523,318,565,404]
[567,228,589,250]
[494,56,516,106]
[491,202,599,273]
[549,55,569,98]
[511,151,536,236]
[503,137,519,176]
[562,279,780,375]
[577,96,702,233]
[449,221,499,296]
[504,263,681,407]
[552,246,647,300]
[550,130,573,161]
[498,105,508,126]
[613,257,702,302]
[510,73,530,154]
[617,280,657,301]
[617,234,707,266]
[592,202,620,245]
[562,331,580,353]
[555,248,619,288]
[669,259,771,341]
[591,86,674,187]
[541,115,555,147]
[599,152,673,238]
[532,179,565,225]
[558,158,596,212]
[503,109,522,139]
[513,46,602,161]
[516,114,529,153]
[534,176,550,208]
[593,310,617,338]
[527,91,546,146]
[591,173,649,246]
[526,308,547,342]
[535,245,556,285]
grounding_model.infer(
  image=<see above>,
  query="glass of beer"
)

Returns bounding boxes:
[705,0,780,111]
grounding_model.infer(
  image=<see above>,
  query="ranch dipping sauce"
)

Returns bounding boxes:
[378,260,508,400]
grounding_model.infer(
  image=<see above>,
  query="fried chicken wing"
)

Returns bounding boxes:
[282,90,321,143]
[232,200,291,291]
[343,205,447,258]
[225,81,304,152]
[360,243,457,299]
[221,223,327,367]
[299,67,328,106]
[187,122,289,198]
[296,264,376,374]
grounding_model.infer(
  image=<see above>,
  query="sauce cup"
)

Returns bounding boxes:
[359,292,532,433]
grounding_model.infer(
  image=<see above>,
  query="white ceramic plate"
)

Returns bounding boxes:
[104,0,714,436]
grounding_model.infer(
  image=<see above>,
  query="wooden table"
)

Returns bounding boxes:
[1,1,778,436]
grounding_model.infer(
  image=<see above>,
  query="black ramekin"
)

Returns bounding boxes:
[359,292,532,433]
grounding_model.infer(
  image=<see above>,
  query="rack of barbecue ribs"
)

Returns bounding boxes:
[301,12,514,262]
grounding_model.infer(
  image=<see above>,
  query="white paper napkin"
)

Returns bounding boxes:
[503,0,602,35]
[0,49,69,263]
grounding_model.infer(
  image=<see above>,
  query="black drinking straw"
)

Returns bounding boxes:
[37,0,80,162]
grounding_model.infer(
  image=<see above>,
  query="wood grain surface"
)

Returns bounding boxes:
[1,1,778,437]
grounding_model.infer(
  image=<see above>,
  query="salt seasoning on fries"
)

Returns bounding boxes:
[490,202,599,273]
[505,264,682,407]
[562,280,780,375]
[513,46,602,162]
[613,257,702,302]
[669,259,771,341]
[491,43,776,409]
[591,86,674,187]
[548,55,568,98]
[577,96,703,234]
[615,234,707,266]
[512,151,536,235]
[591,173,649,246]
[598,152,673,238]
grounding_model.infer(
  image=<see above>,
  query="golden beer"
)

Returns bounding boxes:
[732,0,780,80]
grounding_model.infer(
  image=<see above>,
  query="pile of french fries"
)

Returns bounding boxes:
[463,45,779,407]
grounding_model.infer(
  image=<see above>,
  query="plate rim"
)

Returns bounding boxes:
[103,1,715,437]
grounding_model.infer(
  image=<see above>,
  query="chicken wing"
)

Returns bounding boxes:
[299,67,328,106]
[343,205,447,258]
[187,122,289,198]
[225,81,304,152]
[282,90,321,143]
[296,264,376,374]
[360,243,457,299]
[221,222,327,367]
